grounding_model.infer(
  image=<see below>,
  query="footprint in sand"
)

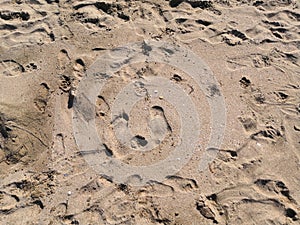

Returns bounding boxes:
[149,106,171,145]
[0,60,24,77]
[130,106,171,150]
[57,49,71,71]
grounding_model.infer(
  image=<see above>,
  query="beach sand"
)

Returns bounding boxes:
[0,0,299,224]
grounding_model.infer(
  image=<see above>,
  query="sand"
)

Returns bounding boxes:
[0,0,299,224]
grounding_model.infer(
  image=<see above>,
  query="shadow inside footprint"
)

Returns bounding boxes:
[131,135,148,149]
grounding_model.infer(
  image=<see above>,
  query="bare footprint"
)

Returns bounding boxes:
[0,191,19,212]
[126,105,172,150]
[34,83,51,113]
[57,49,71,71]
[165,175,198,193]
[0,60,25,77]
[149,106,171,145]
[139,181,174,197]
[73,58,86,79]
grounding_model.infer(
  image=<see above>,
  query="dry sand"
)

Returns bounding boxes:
[0,0,300,224]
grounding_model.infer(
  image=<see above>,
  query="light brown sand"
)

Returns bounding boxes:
[0,0,299,224]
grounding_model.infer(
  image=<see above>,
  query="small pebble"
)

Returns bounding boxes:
[67,191,72,196]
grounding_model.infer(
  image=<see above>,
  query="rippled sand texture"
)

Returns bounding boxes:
[0,0,300,224]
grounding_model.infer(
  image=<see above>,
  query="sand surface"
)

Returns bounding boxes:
[0,0,300,224]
